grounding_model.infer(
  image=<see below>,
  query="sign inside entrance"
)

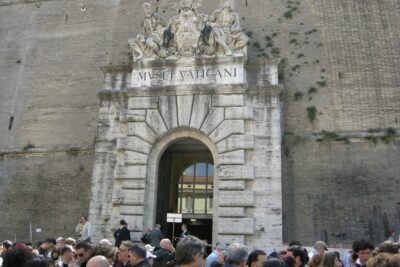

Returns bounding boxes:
[167,213,182,223]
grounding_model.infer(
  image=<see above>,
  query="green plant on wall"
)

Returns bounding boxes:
[306,106,317,123]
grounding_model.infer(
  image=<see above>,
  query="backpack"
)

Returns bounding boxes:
[141,232,152,244]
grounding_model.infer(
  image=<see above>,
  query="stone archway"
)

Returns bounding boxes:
[145,129,220,243]
[89,57,283,248]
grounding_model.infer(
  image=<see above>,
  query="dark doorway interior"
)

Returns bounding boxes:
[156,138,214,245]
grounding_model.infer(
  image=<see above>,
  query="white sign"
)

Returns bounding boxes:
[36,228,42,233]
[131,64,245,88]
[167,213,182,223]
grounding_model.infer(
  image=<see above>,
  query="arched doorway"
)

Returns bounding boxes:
[156,138,214,245]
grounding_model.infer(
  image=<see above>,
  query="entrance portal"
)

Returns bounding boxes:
[157,138,214,245]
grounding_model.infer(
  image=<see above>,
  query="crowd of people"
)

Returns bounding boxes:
[0,218,399,267]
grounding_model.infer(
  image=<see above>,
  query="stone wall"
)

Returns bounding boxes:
[0,0,399,245]
[283,138,400,245]
[0,151,93,242]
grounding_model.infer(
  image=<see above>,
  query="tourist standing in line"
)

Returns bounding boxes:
[149,224,164,251]
[76,216,91,242]
[114,220,131,248]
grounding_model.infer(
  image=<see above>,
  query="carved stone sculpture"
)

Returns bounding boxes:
[207,0,248,55]
[128,0,249,61]
[168,0,207,57]
[129,3,167,61]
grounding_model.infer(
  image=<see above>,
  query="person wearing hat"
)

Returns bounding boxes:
[114,219,131,247]
[205,242,226,267]
[56,237,65,249]
[314,241,328,256]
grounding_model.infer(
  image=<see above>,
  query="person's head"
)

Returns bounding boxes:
[60,245,74,263]
[388,230,397,237]
[65,237,76,247]
[93,243,116,265]
[120,219,128,227]
[264,258,289,267]
[155,224,161,229]
[175,236,205,267]
[160,239,174,252]
[353,240,374,265]
[313,241,328,256]
[41,238,56,250]
[128,244,147,265]
[282,256,295,267]
[247,250,267,267]
[51,247,60,261]
[56,237,65,249]
[87,255,110,267]
[80,215,88,224]
[321,252,340,267]
[2,247,34,267]
[278,251,287,259]
[215,242,226,252]
[366,253,400,267]
[182,224,188,231]
[2,240,13,251]
[287,245,308,267]
[288,241,302,247]
[225,247,248,267]
[377,241,399,254]
[75,241,93,264]
[119,241,134,264]
[217,250,227,264]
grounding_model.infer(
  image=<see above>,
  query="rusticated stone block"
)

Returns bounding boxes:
[120,205,144,216]
[146,109,168,136]
[121,179,146,190]
[128,110,147,122]
[209,120,244,143]
[200,108,224,135]
[112,214,143,231]
[216,135,254,153]
[225,107,254,120]
[112,189,145,205]
[127,122,157,144]
[177,95,193,127]
[114,165,146,179]
[218,207,245,217]
[219,191,255,206]
[117,137,152,154]
[128,97,158,109]
[218,218,255,234]
[217,235,245,245]
[212,94,244,107]
[123,151,148,165]
[219,180,246,190]
[159,95,178,129]
[219,165,254,179]
[190,95,211,129]
[219,150,245,165]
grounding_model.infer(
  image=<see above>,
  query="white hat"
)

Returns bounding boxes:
[146,251,157,259]
[99,239,112,245]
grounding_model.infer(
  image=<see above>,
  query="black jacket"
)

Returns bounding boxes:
[114,225,131,247]
[153,249,175,267]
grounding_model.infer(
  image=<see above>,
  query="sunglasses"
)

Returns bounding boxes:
[77,253,85,257]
